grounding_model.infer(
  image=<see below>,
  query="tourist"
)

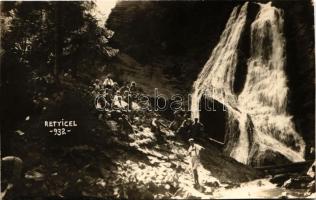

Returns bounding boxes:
[119,114,134,135]
[118,81,129,95]
[112,82,120,94]
[129,81,140,102]
[123,90,133,111]
[151,115,167,143]
[113,93,128,109]
[103,74,114,89]
[93,79,101,90]
[191,118,204,138]
[187,138,201,188]
[96,96,110,110]
[168,110,183,131]
[103,88,113,107]
[176,116,193,140]
[129,81,137,94]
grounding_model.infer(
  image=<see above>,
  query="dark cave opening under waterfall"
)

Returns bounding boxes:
[233,2,260,95]
[199,96,228,143]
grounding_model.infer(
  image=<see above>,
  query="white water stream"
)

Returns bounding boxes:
[191,2,305,164]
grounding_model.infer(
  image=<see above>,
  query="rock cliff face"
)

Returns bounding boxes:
[107,0,314,164]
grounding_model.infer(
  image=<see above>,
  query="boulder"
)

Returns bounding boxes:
[249,148,292,167]
[308,180,315,193]
[270,173,291,186]
[282,175,314,189]
[199,143,262,183]
[204,180,220,188]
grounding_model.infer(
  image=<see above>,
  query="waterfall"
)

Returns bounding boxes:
[230,113,250,164]
[191,2,305,165]
[191,2,248,119]
[238,2,305,163]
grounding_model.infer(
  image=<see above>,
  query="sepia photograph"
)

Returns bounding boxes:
[1,0,315,199]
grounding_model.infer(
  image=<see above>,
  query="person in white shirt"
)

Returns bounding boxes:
[187,138,201,187]
[103,74,114,88]
[113,94,128,109]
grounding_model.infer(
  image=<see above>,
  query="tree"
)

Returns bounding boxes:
[0,1,119,151]
[1,1,118,79]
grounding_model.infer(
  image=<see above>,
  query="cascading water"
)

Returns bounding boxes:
[191,2,248,118]
[191,2,305,165]
[239,2,305,163]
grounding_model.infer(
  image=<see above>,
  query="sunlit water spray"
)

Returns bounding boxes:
[191,3,248,119]
[191,2,305,165]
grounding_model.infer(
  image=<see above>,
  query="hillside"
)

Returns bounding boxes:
[6,75,263,199]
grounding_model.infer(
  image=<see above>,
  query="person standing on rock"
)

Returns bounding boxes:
[187,138,201,188]
[120,114,134,135]
[151,115,167,144]
[168,110,183,131]
[176,115,193,140]
[191,118,204,139]
[128,81,137,94]
[103,74,114,89]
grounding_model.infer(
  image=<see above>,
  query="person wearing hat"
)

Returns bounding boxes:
[176,116,193,140]
[187,138,201,187]
[103,74,114,89]
[121,114,134,135]
[128,81,137,94]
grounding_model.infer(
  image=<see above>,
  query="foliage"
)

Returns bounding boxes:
[0,1,118,140]
[1,1,118,77]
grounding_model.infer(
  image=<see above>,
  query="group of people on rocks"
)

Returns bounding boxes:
[92,74,147,136]
[1,75,206,199]
[91,74,206,188]
[169,111,205,141]
[92,74,140,112]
